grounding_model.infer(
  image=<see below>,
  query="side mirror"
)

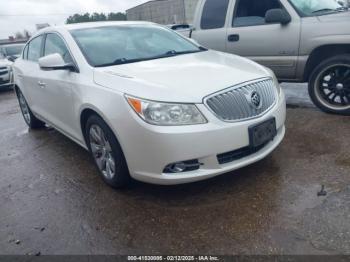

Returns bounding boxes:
[39,53,77,72]
[265,9,291,25]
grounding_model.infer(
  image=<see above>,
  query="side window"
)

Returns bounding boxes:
[201,0,229,30]
[23,45,28,60]
[28,36,44,62]
[233,0,282,27]
[44,33,73,64]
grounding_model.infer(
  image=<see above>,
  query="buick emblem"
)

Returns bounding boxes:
[250,91,262,109]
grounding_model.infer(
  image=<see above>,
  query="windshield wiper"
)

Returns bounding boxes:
[95,48,208,67]
[312,8,335,14]
[95,58,145,67]
[164,49,206,56]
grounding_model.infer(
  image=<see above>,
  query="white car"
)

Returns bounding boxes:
[13,22,286,187]
[0,43,25,89]
[0,54,14,89]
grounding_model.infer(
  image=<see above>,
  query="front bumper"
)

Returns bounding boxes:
[0,66,14,88]
[116,90,286,185]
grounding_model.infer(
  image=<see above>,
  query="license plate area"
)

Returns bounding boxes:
[249,118,277,148]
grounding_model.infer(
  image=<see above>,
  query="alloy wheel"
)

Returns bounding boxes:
[315,64,350,110]
[89,124,116,180]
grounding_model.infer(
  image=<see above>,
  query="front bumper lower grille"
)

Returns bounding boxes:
[0,66,9,76]
[0,70,9,76]
[205,78,277,122]
[217,142,268,165]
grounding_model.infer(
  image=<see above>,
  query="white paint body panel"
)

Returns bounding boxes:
[0,59,14,88]
[13,22,286,185]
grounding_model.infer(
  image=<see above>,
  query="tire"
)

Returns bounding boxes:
[308,54,350,116]
[16,88,46,129]
[85,114,131,188]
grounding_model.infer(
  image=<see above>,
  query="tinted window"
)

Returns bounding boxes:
[71,25,203,67]
[201,0,229,29]
[44,34,73,63]
[0,48,4,59]
[4,45,24,56]
[172,24,190,30]
[233,0,282,27]
[28,36,43,62]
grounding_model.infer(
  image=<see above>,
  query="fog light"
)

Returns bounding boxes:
[165,162,186,173]
[163,160,201,174]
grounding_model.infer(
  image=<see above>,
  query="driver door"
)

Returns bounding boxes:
[36,33,79,138]
[227,0,301,80]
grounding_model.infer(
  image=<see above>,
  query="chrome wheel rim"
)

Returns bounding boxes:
[89,125,116,180]
[315,64,350,110]
[18,92,31,124]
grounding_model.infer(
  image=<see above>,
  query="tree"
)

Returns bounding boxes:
[15,32,24,39]
[66,12,126,24]
[66,13,91,24]
[13,30,31,40]
[107,12,127,21]
[91,12,107,21]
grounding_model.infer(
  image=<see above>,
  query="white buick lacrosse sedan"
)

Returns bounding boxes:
[13,22,286,188]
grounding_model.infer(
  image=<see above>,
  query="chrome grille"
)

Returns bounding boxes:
[205,78,277,122]
[0,67,8,76]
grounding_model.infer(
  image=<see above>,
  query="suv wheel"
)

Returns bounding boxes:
[16,88,46,128]
[309,55,350,115]
[85,114,131,188]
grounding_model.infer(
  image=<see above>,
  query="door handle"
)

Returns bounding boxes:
[17,74,23,79]
[38,81,46,88]
[228,34,240,42]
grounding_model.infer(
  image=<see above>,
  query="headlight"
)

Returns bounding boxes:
[126,95,207,126]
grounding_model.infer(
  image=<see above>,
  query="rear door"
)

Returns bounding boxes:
[191,0,230,52]
[226,0,301,80]
[19,35,45,116]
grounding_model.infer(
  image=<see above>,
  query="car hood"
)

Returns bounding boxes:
[93,50,272,103]
[0,58,12,67]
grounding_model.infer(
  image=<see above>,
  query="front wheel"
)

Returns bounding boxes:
[308,55,350,115]
[85,115,131,188]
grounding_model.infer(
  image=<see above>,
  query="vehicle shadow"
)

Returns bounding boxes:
[23,122,284,206]
[6,106,286,254]
[0,86,14,93]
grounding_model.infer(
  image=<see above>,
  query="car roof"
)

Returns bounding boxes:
[36,21,156,35]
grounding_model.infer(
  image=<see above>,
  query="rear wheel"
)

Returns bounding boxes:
[16,88,45,129]
[308,55,350,115]
[85,114,131,188]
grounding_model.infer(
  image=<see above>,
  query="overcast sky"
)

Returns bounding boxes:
[0,0,148,39]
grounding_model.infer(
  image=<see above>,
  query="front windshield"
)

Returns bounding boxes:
[290,0,346,16]
[4,45,24,56]
[70,25,205,67]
